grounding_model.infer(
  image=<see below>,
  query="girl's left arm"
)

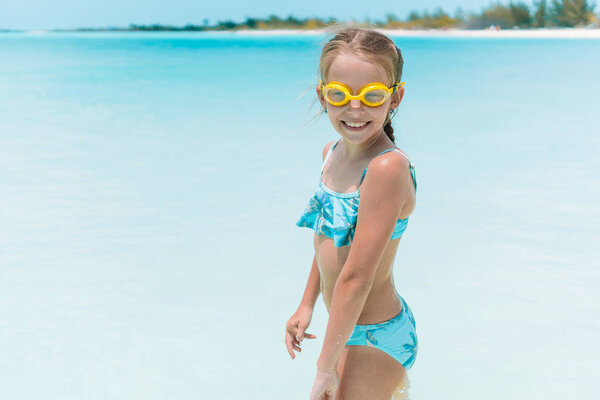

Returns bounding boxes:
[316,154,414,373]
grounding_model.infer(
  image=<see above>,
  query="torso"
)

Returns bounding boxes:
[314,140,416,324]
[314,233,404,324]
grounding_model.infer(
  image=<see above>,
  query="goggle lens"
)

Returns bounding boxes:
[324,87,347,104]
[363,89,387,105]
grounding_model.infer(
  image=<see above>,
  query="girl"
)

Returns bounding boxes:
[285,26,418,400]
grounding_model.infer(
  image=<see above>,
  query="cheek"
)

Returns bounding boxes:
[327,107,342,120]
[371,108,390,123]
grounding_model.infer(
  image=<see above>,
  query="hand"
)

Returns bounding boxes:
[285,306,317,359]
[310,369,339,400]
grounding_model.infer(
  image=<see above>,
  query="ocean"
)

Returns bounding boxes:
[1,31,599,399]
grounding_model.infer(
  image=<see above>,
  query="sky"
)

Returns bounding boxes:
[0,0,541,30]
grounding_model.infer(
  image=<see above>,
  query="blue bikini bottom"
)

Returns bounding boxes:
[346,293,418,370]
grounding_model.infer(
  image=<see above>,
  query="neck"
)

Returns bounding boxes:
[340,131,390,161]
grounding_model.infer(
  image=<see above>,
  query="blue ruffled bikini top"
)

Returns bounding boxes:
[296,139,417,247]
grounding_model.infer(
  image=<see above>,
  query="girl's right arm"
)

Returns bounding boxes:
[298,254,320,311]
[297,140,333,311]
[285,142,333,359]
[285,254,320,359]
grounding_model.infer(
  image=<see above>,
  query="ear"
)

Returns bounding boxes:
[316,84,327,109]
[390,86,404,109]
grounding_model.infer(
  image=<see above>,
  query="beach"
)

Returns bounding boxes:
[232,27,600,38]
[8,27,600,39]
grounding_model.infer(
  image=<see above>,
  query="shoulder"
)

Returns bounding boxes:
[321,140,337,161]
[362,149,414,193]
[369,149,411,179]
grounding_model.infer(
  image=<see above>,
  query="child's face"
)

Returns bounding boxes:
[317,52,404,144]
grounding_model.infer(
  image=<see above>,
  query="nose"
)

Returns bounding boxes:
[349,99,362,109]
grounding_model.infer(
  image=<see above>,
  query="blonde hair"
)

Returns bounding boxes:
[318,23,404,142]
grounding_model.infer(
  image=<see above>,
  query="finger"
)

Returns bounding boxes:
[285,334,295,359]
[290,334,299,346]
[290,335,302,351]
[296,334,314,343]
[303,332,317,339]
[297,325,306,342]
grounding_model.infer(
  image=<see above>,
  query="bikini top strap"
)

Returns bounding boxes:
[358,148,417,192]
[320,139,341,175]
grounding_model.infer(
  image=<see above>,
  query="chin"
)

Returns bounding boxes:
[338,130,379,144]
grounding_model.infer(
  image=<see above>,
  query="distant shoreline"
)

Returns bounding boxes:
[3,27,600,39]
[236,27,600,38]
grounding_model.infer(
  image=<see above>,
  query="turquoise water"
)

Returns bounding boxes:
[1,32,599,399]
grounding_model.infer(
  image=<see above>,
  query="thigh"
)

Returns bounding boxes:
[335,345,406,400]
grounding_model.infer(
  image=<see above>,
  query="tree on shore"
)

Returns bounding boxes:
[533,0,550,27]
[407,10,421,22]
[510,2,533,26]
[385,12,402,27]
[467,1,531,28]
[95,0,600,32]
[454,6,469,22]
[550,0,596,26]
[401,7,461,28]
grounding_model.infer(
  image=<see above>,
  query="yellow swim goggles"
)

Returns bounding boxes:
[319,80,405,107]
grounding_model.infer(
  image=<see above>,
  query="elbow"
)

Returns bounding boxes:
[337,273,373,294]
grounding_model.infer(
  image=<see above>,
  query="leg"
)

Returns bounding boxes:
[334,345,407,400]
[391,373,411,400]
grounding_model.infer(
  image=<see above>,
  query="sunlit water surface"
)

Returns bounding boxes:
[1,32,599,399]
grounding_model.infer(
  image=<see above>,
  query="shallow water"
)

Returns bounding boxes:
[1,32,599,399]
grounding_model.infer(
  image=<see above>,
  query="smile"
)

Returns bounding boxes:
[342,121,370,130]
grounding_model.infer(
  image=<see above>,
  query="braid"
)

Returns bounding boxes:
[383,120,395,143]
[383,107,396,143]
[384,45,402,144]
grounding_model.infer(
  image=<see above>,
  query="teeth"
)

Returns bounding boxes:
[345,121,367,128]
